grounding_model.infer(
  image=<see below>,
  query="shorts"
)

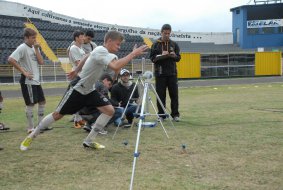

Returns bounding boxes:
[20,83,45,105]
[56,88,111,115]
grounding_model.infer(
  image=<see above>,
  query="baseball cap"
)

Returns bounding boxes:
[120,69,130,76]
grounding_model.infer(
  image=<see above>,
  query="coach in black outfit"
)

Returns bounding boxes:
[150,24,181,122]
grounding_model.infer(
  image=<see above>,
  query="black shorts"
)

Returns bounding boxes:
[56,88,111,115]
[20,83,45,105]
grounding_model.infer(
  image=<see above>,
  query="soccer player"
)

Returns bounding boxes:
[80,73,125,134]
[8,28,47,134]
[68,30,87,128]
[20,31,148,151]
[67,30,97,55]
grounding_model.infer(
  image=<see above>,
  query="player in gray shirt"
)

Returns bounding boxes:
[67,30,97,56]
[68,30,87,128]
[20,30,148,151]
[69,30,86,70]
[8,28,47,134]
[81,30,97,54]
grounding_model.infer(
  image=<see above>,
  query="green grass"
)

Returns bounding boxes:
[0,83,283,190]
[0,81,69,90]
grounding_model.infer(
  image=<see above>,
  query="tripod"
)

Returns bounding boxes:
[111,71,177,190]
[112,72,175,140]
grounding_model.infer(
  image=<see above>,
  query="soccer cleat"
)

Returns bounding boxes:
[173,116,180,122]
[0,123,9,130]
[74,121,83,129]
[157,117,164,122]
[78,120,86,125]
[83,141,105,149]
[123,123,131,128]
[20,137,33,151]
[98,129,108,135]
[83,124,92,132]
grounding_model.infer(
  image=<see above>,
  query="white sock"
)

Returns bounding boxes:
[84,113,112,143]
[26,106,34,130]
[29,113,55,138]
[38,104,45,124]
[74,112,82,122]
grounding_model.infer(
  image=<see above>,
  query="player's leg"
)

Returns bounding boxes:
[25,104,35,133]
[20,88,84,151]
[20,83,36,133]
[83,91,113,149]
[36,85,46,125]
[20,111,64,151]
[83,105,114,149]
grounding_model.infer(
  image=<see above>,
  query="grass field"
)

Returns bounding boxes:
[0,81,69,90]
[0,82,282,190]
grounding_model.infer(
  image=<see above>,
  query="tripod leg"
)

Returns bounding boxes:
[150,83,176,128]
[147,95,169,138]
[129,82,149,190]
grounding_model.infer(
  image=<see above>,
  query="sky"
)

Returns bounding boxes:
[10,0,253,32]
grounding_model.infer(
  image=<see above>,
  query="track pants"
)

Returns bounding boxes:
[155,75,179,118]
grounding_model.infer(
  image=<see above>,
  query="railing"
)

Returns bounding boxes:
[56,48,68,57]
[0,59,154,84]
[0,63,68,83]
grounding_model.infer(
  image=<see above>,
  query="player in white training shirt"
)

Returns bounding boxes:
[68,30,87,128]
[20,30,148,151]
[8,28,47,134]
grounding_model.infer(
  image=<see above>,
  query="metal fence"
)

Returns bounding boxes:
[0,59,154,84]
[0,63,67,83]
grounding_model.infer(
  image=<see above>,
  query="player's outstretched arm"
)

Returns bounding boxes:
[109,44,148,72]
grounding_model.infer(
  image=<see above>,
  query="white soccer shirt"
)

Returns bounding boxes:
[9,43,41,85]
[68,41,97,54]
[82,41,97,54]
[73,46,117,95]
[69,45,85,70]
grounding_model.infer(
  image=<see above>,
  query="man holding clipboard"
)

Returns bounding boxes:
[150,24,181,122]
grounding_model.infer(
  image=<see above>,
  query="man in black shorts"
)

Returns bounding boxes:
[20,31,148,151]
[8,28,47,134]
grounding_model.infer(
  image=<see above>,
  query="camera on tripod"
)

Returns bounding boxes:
[136,70,142,75]
[135,70,153,80]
